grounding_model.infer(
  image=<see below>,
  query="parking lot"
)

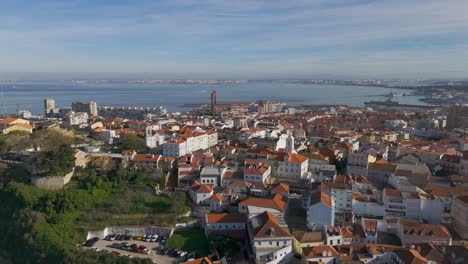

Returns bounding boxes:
[85,236,176,264]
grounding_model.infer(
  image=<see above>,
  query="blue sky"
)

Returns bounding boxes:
[1,0,468,79]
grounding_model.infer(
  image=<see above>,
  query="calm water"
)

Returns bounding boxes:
[0,81,426,114]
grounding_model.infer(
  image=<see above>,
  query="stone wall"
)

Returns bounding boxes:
[31,170,74,190]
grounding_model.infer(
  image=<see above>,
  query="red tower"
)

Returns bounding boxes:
[210,90,217,113]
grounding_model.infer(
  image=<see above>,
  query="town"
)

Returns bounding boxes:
[0,91,467,264]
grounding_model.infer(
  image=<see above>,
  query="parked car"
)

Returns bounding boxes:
[121,242,129,247]
[104,235,111,240]
[145,236,152,242]
[142,249,151,255]
[124,235,131,240]
[84,240,96,247]
[130,244,138,249]
[138,245,147,250]
[111,243,121,249]
[109,234,116,241]
[150,234,158,242]
[122,246,131,251]
[179,251,187,257]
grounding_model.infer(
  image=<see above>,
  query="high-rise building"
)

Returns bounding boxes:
[44,98,55,116]
[71,101,98,116]
[210,91,216,113]
[447,105,468,129]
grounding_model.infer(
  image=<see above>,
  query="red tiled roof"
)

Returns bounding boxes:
[303,245,340,258]
[253,211,290,238]
[206,213,245,224]
[181,257,212,264]
[239,193,287,212]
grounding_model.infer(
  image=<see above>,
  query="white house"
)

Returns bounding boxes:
[276,153,309,182]
[302,245,340,264]
[248,211,293,264]
[239,194,288,216]
[324,226,342,246]
[189,180,213,205]
[205,213,246,237]
[244,159,272,183]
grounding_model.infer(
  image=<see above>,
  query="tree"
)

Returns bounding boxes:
[44,144,75,176]
[119,134,146,152]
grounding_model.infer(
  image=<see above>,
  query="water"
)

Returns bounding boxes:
[0,81,426,114]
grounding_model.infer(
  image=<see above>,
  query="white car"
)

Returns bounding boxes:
[142,249,151,254]
[146,236,152,242]
[150,234,158,242]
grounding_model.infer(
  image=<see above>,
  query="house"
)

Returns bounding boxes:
[347,152,376,176]
[238,194,288,216]
[451,195,468,240]
[297,231,324,248]
[324,226,342,246]
[306,191,334,230]
[129,152,174,173]
[209,193,227,212]
[205,213,246,238]
[90,155,114,175]
[368,163,397,186]
[270,183,289,198]
[162,130,218,158]
[189,180,213,205]
[391,249,429,264]
[362,218,378,244]
[302,245,340,264]
[352,193,385,218]
[379,218,452,247]
[276,153,309,182]
[383,189,422,219]
[200,166,222,186]
[247,211,293,264]
[244,159,271,183]
[0,117,33,134]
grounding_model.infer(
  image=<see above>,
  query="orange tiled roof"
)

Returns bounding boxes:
[239,193,287,212]
[287,153,309,164]
[206,213,245,224]
[181,257,213,264]
[253,211,290,238]
[271,182,289,194]
[303,245,340,258]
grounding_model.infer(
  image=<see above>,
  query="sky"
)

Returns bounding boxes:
[1,0,468,80]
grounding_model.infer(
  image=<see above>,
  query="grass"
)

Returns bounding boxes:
[167,228,211,256]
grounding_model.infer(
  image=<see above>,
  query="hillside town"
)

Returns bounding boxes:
[1,92,467,264]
